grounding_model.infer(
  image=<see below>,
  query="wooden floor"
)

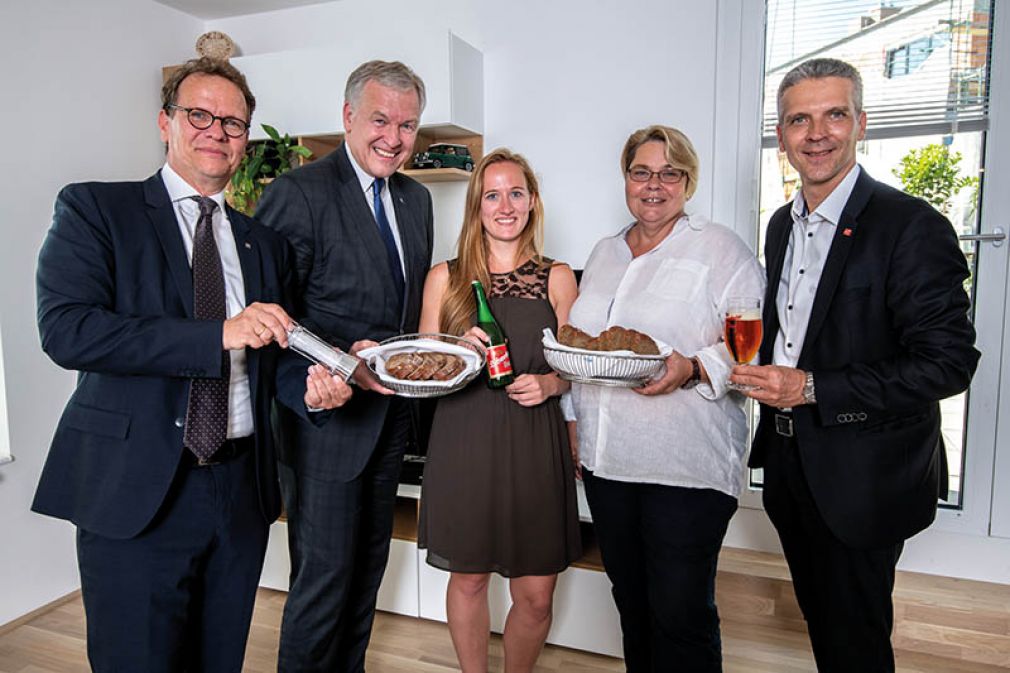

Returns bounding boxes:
[2,586,1007,672]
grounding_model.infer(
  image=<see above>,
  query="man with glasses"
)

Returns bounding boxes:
[255,60,434,672]
[732,58,979,671]
[33,57,353,672]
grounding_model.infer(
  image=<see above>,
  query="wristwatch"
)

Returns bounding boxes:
[802,370,817,405]
[681,357,701,389]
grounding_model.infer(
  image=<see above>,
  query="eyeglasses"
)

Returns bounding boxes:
[626,167,687,184]
[164,104,249,138]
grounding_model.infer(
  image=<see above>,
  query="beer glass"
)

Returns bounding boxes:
[724,297,762,391]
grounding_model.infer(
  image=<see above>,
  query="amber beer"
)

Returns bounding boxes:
[472,280,514,388]
[724,315,762,364]
[724,298,762,365]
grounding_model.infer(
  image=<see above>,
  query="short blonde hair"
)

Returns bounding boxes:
[345,60,426,114]
[621,125,699,200]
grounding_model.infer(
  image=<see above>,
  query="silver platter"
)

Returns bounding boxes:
[370,333,486,399]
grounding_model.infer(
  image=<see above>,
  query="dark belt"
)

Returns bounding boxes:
[774,412,795,438]
[184,435,254,467]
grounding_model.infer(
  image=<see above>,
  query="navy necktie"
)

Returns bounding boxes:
[372,178,405,313]
[184,196,229,462]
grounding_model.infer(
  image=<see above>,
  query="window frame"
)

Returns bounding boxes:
[0,323,12,466]
[729,0,1009,539]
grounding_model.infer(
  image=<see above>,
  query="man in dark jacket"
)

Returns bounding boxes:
[33,57,351,673]
[733,58,980,672]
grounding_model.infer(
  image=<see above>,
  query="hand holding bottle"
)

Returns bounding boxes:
[472,280,515,389]
[461,325,490,349]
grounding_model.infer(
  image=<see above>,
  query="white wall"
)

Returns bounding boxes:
[0,0,202,626]
[209,1,754,266]
[478,1,721,266]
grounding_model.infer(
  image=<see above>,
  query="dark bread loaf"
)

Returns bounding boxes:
[385,351,466,381]
[557,324,594,349]
[557,324,660,356]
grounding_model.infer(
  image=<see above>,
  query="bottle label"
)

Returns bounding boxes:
[486,343,513,379]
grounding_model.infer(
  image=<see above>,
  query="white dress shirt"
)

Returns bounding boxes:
[568,215,766,497]
[772,164,861,367]
[344,144,406,277]
[161,163,253,438]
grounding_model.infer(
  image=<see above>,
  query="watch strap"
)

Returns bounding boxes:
[681,357,701,389]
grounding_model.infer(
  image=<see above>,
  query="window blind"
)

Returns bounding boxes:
[761,0,994,147]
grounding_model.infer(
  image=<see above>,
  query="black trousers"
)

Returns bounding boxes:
[583,470,737,673]
[277,401,409,673]
[763,430,903,673]
[77,449,268,673]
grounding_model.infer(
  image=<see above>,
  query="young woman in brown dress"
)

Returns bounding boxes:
[417,148,581,673]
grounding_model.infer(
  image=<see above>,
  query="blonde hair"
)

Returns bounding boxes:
[439,148,546,336]
[621,125,699,200]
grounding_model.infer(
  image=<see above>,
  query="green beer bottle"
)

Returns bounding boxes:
[471,280,514,388]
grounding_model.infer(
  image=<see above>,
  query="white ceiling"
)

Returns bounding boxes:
[153,0,336,20]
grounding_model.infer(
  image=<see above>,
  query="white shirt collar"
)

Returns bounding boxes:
[343,143,385,196]
[791,163,861,226]
[160,162,227,211]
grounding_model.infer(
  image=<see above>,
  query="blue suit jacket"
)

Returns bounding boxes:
[33,172,307,539]
[255,145,434,481]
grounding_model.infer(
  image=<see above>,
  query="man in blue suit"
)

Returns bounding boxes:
[33,57,353,672]
[256,60,433,672]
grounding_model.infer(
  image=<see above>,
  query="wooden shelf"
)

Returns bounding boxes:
[572,520,604,571]
[400,167,472,183]
[392,496,420,542]
[292,132,483,185]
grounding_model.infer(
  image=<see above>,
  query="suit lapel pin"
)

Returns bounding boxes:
[244,241,252,249]
[842,228,853,237]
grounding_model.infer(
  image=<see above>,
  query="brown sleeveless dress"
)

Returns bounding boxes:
[418,258,582,576]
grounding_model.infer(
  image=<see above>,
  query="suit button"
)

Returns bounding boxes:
[175,418,184,428]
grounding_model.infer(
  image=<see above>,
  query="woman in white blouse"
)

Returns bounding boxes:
[567,125,765,672]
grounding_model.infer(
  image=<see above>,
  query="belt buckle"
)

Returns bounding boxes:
[774,413,794,437]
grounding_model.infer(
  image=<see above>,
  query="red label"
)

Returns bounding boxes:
[486,343,513,379]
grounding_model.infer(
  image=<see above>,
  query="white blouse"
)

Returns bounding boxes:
[568,215,766,497]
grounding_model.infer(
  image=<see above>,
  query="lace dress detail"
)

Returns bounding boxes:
[488,258,552,300]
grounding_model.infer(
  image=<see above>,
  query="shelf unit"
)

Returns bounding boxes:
[294,130,484,184]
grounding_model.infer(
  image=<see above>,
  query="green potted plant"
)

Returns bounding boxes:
[229,124,313,215]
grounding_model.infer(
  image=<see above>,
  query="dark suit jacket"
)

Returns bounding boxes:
[256,145,434,481]
[749,169,980,549]
[33,173,308,539]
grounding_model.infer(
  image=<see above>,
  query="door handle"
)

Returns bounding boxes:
[959,227,1005,247]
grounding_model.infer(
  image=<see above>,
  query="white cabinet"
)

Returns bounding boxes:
[234,31,483,141]
[260,519,292,592]
[417,554,623,658]
[258,486,624,658]
[376,539,420,617]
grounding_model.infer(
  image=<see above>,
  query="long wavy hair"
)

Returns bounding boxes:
[439,148,546,336]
